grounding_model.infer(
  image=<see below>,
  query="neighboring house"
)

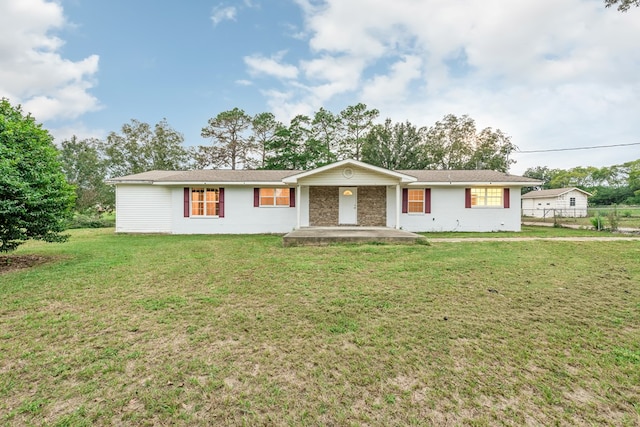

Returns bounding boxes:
[521,187,591,218]
[107,159,541,234]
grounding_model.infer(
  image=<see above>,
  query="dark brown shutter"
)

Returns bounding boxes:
[465,188,472,208]
[503,188,510,208]
[254,188,260,207]
[289,187,296,208]
[219,188,225,218]
[183,188,190,217]
[425,188,431,214]
[402,188,408,213]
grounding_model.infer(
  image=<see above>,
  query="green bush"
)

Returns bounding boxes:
[66,213,115,229]
[590,215,604,230]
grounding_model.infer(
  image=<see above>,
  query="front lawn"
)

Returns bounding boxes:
[1,229,639,425]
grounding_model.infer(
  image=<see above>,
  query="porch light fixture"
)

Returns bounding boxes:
[343,189,353,196]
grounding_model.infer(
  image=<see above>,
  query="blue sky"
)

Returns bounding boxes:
[1,0,639,174]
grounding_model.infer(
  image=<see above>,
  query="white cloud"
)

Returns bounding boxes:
[0,0,100,122]
[48,122,107,145]
[249,0,640,172]
[210,5,237,26]
[244,52,299,79]
[361,55,423,106]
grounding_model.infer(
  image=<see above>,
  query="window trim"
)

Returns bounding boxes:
[402,188,431,214]
[407,189,425,214]
[254,187,295,208]
[569,197,576,207]
[467,187,505,208]
[189,187,222,218]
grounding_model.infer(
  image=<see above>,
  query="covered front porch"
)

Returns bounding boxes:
[283,159,417,230]
[306,185,390,227]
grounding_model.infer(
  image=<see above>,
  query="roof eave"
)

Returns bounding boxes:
[152,181,290,186]
[106,179,155,185]
[283,159,417,183]
[408,180,542,186]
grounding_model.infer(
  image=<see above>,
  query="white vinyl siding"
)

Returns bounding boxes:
[115,185,172,233]
[389,186,521,232]
[522,189,589,218]
[173,186,296,234]
[297,165,398,186]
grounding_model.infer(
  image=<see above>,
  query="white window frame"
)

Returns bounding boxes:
[471,188,503,208]
[407,189,425,214]
[569,197,576,207]
[259,188,290,207]
[191,187,219,217]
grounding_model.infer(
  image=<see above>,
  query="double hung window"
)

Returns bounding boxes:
[470,188,503,207]
[407,189,425,213]
[191,188,219,216]
[259,188,290,207]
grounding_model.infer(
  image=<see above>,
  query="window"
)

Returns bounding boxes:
[470,188,502,207]
[259,188,290,207]
[191,188,219,216]
[402,189,431,214]
[407,189,424,213]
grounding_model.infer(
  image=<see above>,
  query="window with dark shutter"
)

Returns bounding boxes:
[219,188,225,218]
[290,187,296,208]
[425,188,431,214]
[183,188,190,217]
[503,188,510,209]
[402,188,408,213]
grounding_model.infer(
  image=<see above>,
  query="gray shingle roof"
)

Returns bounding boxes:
[398,169,541,183]
[107,169,302,183]
[108,168,539,184]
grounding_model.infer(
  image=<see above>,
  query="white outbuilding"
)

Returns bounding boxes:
[521,187,591,218]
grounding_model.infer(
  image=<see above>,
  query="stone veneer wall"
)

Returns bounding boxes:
[309,186,339,226]
[309,186,387,227]
[357,186,387,226]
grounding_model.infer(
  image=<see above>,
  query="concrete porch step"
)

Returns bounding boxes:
[282,227,423,247]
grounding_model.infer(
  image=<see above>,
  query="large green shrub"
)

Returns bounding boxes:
[0,98,75,252]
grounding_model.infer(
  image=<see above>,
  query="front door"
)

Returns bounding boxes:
[339,187,357,225]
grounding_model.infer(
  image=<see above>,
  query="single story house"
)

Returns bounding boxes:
[107,159,541,234]
[521,187,591,218]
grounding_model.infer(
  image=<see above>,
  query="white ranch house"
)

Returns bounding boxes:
[521,187,591,218]
[107,159,541,234]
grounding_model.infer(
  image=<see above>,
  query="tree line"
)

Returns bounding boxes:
[524,160,640,205]
[59,104,517,212]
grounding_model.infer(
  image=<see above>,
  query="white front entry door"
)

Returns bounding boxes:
[339,187,357,225]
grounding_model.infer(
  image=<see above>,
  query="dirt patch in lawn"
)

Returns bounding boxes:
[0,254,57,274]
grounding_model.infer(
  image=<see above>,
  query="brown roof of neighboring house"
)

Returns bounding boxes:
[521,187,592,199]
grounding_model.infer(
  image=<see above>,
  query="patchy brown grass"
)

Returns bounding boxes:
[0,255,59,274]
[0,228,639,426]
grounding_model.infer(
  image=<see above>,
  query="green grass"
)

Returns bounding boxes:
[525,208,640,229]
[1,228,640,425]
[425,225,630,238]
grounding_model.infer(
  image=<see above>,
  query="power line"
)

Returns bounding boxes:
[515,142,640,154]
